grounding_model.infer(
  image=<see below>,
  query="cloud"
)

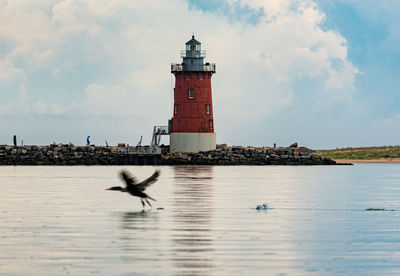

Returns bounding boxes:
[373,113,400,133]
[0,59,28,115]
[0,59,26,85]
[83,84,132,116]
[0,0,361,147]
[50,103,65,114]
[34,101,47,114]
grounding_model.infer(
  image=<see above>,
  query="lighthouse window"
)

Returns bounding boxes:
[210,119,213,130]
[190,45,196,51]
[206,104,210,114]
[174,104,178,114]
[189,88,194,99]
[191,60,194,65]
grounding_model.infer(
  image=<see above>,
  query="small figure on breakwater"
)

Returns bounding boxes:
[13,135,17,147]
[135,135,143,152]
[86,136,90,146]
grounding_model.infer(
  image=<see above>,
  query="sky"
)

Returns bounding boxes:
[0,0,399,149]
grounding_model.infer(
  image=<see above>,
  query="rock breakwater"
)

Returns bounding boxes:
[0,144,159,165]
[162,145,336,165]
[0,144,336,165]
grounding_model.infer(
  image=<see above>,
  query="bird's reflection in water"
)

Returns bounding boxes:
[171,166,214,276]
[119,210,161,259]
[121,211,155,229]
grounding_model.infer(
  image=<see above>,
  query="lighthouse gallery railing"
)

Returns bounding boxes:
[180,50,207,58]
[171,63,216,73]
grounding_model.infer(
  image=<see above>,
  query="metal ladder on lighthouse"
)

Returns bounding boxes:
[151,126,169,148]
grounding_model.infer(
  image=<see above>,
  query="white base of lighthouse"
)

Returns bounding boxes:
[170,133,216,153]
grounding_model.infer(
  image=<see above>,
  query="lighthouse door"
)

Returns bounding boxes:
[200,118,207,131]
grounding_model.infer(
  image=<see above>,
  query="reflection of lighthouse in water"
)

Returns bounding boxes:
[170,36,216,153]
[171,166,214,275]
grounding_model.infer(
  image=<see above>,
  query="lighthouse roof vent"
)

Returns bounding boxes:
[185,35,201,45]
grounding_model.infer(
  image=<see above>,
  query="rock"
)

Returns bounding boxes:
[365,208,386,211]
[289,142,298,148]
[256,203,268,210]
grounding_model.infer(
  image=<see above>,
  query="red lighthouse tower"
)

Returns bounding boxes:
[170,35,216,153]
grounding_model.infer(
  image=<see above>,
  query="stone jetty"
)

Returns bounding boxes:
[0,144,336,165]
[162,145,336,165]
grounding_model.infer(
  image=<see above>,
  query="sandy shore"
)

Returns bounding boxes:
[335,158,400,164]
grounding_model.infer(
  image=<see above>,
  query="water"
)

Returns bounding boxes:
[0,165,399,275]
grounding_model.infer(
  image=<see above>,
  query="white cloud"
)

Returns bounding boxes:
[373,113,400,129]
[34,101,47,114]
[0,0,360,146]
[0,59,26,84]
[83,84,132,116]
[0,59,28,115]
[50,103,64,114]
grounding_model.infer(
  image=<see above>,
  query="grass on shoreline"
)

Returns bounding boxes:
[316,146,400,160]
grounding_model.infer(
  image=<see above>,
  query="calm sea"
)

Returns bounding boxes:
[0,165,399,275]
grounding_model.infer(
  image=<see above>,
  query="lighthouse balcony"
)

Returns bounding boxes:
[171,63,216,73]
[180,50,206,58]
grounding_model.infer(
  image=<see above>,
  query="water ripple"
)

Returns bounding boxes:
[0,165,400,275]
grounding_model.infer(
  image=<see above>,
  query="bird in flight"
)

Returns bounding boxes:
[106,169,160,208]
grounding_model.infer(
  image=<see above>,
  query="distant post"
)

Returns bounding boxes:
[13,135,17,147]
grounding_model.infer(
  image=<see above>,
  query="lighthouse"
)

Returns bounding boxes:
[170,35,216,153]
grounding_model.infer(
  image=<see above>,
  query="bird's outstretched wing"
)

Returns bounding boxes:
[120,170,139,186]
[136,170,160,191]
